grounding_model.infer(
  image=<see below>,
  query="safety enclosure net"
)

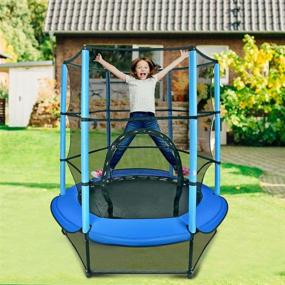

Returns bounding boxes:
[64,46,217,217]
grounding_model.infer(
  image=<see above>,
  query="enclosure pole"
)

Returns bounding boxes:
[81,47,90,233]
[188,50,197,234]
[166,72,173,174]
[214,63,221,196]
[60,64,68,196]
[106,70,111,147]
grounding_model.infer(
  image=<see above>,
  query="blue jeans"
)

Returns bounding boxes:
[110,112,177,169]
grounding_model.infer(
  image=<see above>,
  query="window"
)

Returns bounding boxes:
[89,44,164,99]
[132,44,163,65]
[196,45,229,85]
[90,45,132,78]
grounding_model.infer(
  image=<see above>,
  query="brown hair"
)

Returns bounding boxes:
[130,57,160,79]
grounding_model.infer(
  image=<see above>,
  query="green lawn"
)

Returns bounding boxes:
[0,127,285,285]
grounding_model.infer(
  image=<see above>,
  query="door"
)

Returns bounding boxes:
[8,66,53,127]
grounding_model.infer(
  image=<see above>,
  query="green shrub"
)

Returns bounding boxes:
[0,84,8,99]
[216,35,285,145]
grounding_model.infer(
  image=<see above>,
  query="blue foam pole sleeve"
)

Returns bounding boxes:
[106,71,111,147]
[189,50,197,234]
[214,63,221,196]
[60,64,67,196]
[81,48,90,233]
[166,72,173,174]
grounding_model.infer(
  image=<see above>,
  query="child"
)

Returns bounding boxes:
[91,50,189,177]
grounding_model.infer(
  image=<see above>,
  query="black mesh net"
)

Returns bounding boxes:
[65,230,216,274]
[196,50,216,183]
[64,45,217,218]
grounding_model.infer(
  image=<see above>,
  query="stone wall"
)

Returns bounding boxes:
[29,79,60,128]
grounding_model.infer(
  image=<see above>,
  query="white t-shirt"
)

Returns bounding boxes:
[125,75,157,113]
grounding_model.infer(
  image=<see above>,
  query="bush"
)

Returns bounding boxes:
[0,84,8,99]
[29,79,60,127]
[216,35,285,146]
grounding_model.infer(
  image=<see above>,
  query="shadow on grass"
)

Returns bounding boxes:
[223,163,263,178]
[1,181,262,194]
[0,125,27,131]
[212,163,263,194]
[1,163,263,195]
[0,181,60,190]
[220,184,262,194]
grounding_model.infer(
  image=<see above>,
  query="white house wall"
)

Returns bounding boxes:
[8,65,54,127]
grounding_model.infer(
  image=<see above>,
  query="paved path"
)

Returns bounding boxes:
[221,146,285,198]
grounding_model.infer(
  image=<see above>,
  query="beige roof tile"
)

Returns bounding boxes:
[45,0,285,33]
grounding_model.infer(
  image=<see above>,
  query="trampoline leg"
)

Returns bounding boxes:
[187,230,217,278]
[187,235,194,278]
[85,269,92,278]
[84,234,92,276]
[187,270,194,279]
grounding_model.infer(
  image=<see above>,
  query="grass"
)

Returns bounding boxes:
[205,163,264,194]
[0,127,285,285]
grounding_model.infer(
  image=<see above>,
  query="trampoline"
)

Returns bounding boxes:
[51,45,228,278]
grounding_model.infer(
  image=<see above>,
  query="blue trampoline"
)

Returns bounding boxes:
[51,45,228,278]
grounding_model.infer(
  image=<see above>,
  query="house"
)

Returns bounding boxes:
[44,0,285,145]
[45,0,285,81]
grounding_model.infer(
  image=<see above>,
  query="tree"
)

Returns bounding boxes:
[216,35,285,145]
[0,0,40,61]
[27,0,54,60]
[0,0,53,62]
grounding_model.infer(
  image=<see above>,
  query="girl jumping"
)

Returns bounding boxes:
[92,50,189,177]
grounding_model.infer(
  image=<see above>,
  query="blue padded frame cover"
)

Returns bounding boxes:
[50,170,228,246]
[180,185,228,233]
[88,216,191,246]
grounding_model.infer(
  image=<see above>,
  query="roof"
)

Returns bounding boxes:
[45,0,285,34]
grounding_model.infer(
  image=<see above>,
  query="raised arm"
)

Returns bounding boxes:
[95,54,127,81]
[153,50,189,81]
